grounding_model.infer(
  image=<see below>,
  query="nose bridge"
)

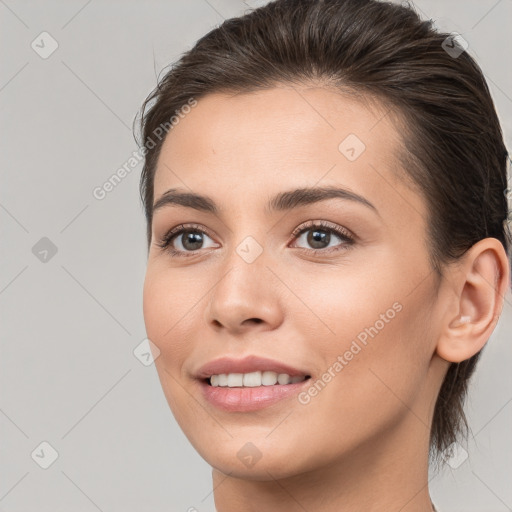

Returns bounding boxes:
[203,231,283,332]
[214,233,270,307]
[218,206,271,275]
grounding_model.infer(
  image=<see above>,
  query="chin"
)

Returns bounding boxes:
[192,433,319,481]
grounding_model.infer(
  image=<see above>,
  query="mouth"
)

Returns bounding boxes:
[195,355,313,412]
[205,371,311,387]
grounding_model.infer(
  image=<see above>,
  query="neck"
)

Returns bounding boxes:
[212,414,435,512]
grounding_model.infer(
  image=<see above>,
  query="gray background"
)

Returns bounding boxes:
[1,0,511,511]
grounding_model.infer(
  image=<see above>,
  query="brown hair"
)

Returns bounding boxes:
[136,0,511,460]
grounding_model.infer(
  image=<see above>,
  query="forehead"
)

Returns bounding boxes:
[153,85,423,223]
[156,86,400,176]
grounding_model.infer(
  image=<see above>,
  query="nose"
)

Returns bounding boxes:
[203,251,284,336]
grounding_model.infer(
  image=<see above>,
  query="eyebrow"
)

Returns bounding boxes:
[152,186,378,216]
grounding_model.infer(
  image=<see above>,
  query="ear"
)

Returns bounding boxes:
[436,238,510,363]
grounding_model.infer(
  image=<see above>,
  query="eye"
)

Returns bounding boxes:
[290,220,354,254]
[156,223,219,257]
[156,220,354,258]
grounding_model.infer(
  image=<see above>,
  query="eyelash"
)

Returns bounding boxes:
[156,220,355,258]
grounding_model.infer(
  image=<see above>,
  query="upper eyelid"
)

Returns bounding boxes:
[291,220,354,239]
[164,220,349,236]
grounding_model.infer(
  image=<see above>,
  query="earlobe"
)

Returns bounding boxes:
[436,238,510,363]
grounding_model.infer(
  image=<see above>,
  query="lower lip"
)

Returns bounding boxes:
[199,379,311,412]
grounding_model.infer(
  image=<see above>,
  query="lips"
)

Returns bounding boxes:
[195,354,311,380]
[194,355,313,411]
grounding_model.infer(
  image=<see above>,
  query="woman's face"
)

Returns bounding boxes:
[143,85,448,479]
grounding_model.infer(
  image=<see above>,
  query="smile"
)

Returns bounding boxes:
[209,371,309,387]
[195,355,312,411]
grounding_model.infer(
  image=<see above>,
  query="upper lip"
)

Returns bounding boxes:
[195,355,310,379]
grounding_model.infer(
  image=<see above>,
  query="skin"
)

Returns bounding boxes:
[142,84,510,512]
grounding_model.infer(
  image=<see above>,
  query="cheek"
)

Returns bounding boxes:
[142,272,169,347]
[142,267,197,368]
[142,269,204,431]
[289,264,406,356]
[293,267,433,426]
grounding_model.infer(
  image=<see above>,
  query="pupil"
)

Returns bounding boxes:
[183,231,203,250]
[308,229,330,249]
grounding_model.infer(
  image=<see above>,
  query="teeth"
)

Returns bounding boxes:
[243,371,262,387]
[262,371,278,385]
[277,373,290,385]
[227,373,243,387]
[209,371,307,387]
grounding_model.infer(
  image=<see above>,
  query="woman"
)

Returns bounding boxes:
[137,0,511,510]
